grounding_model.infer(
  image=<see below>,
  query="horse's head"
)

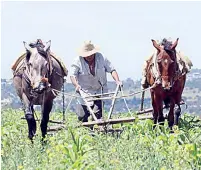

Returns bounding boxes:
[151,38,179,91]
[23,40,52,94]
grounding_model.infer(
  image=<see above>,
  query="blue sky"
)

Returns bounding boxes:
[1,1,201,81]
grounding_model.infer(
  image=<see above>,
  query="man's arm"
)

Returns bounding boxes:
[111,70,122,86]
[69,58,81,91]
[70,76,81,92]
[103,55,122,86]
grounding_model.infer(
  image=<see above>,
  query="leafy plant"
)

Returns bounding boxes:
[1,109,201,170]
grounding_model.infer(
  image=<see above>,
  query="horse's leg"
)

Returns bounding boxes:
[41,100,53,138]
[158,100,165,126]
[174,104,181,125]
[151,91,158,128]
[174,77,185,126]
[31,105,37,134]
[152,90,165,128]
[174,92,182,126]
[168,99,175,129]
[22,93,36,140]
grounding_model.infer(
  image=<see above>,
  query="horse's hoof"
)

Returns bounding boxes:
[28,136,34,143]
[41,137,48,145]
[169,126,175,133]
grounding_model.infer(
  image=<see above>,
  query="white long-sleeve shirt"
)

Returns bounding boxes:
[70,52,115,93]
[69,52,115,105]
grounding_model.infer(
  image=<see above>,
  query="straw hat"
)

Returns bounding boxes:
[78,41,99,57]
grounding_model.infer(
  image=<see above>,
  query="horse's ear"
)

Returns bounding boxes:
[23,41,31,51]
[151,39,161,51]
[171,38,179,50]
[44,40,51,52]
[23,41,31,62]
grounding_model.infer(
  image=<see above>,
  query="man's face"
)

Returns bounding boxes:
[85,54,95,62]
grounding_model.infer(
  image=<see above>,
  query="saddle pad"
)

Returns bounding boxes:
[11,52,26,72]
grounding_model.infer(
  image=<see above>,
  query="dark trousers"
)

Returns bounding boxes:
[78,100,103,122]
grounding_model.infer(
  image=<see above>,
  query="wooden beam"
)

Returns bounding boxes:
[136,108,153,115]
[107,85,120,119]
[136,101,185,115]
[79,89,98,121]
[84,91,115,98]
[47,125,65,132]
[82,115,153,127]
[49,120,65,124]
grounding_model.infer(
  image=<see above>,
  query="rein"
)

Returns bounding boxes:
[23,60,32,85]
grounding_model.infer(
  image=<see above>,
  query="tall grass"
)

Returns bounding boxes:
[1,109,201,170]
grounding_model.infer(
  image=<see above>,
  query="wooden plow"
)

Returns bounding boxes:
[80,84,145,128]
[23,83,185,133]
[80,84,186,130]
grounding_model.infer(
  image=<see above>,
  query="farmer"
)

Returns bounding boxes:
[70,40,122,122]
[141,38,193,89]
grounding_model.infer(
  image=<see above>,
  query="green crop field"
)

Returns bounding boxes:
[1,109,201,170]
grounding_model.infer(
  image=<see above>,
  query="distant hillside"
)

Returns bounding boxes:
[1,69,201,116]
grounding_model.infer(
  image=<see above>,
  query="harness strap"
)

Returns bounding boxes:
[23,60,33,85]
[47,51,53,77]
[22,72,31,85]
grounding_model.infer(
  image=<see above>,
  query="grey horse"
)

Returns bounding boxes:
[13,40,67,140]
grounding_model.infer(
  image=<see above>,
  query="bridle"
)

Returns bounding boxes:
[156,48,179,88]
[23,48,52,90]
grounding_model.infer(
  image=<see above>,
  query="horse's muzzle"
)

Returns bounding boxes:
[162,83,172,91]
[163,86,172,91]
[162,81,172,91]
[32,82,48,94]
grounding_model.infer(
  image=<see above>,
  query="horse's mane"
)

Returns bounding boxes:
[162,40,177,62]
[29,43,48,58]
[162,40,173,51]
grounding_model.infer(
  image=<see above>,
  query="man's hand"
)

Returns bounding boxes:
[75,84,81,92]
[111,71,123,87]
[116,80,123,87]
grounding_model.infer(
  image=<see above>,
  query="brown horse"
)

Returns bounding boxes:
[146,38,186,128]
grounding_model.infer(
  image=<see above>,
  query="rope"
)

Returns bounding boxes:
[50,88,82,98]
[86,84,156,101]
[65,90,77,115]
[50,83,156,101]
